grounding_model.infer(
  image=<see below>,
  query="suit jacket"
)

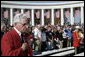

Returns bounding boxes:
[1,28,33,56]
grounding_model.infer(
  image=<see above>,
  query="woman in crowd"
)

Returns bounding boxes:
[73,26,81,54]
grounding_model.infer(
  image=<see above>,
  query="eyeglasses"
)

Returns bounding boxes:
[22,23,29,26]
[18,23,29,26]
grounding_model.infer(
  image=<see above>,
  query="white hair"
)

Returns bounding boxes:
[13,13,27,25]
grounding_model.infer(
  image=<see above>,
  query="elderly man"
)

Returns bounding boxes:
[1,14,33,56]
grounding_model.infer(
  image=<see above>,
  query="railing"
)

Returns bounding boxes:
[34,47,74,56]
[74,52,84,56]
[50,50,75,56]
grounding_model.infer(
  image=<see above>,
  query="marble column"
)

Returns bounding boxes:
[61,8,64,25]
[41,9,44,26]
[51,9,54,25]
[10,8,13,26]
[31,9,34,26]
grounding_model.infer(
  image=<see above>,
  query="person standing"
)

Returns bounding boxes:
[46,26,54,50]
[73,26,81,54]
[41,27,47,52]
[65,25,72,47]
[33,24,42,55]
[1,14,33,56]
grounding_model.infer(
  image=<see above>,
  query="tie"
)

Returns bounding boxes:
[21,34,25,43]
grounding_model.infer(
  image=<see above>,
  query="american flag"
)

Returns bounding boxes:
[25,10,31,18]
[55,10,60,18]
[35,10,40,19]
[3,10,8,19]
[64,10,70,18]
[45,10,50,19]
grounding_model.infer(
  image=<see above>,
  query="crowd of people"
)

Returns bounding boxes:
[1,13,84,56]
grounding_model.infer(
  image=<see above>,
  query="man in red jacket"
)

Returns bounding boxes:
[1,14,33,56]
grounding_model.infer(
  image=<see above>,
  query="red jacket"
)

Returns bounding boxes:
[73,31,81,47]
[1,28,33,56]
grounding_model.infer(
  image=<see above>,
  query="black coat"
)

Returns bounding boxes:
[55,30,63,41]
[46,31,53,41]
